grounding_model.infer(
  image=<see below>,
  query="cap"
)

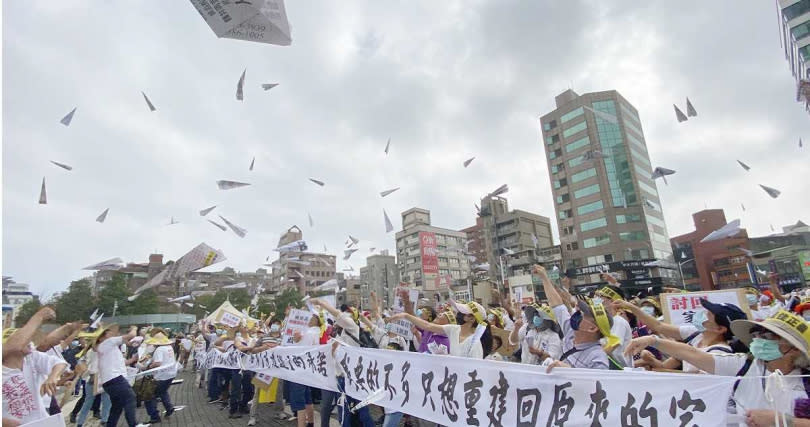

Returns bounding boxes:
[698,299,746,332]
[595,285,625,302]
[449,300,486,325]
[731,309,810,357]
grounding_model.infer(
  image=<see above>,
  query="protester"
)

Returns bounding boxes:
[287,314,321,427]
[509,303,562,365]
[179,333,192,370]
[142,329,178,424]
[73,332,111,427]
[2,307,68,426]
[95,323,139,427]
[485,336,506,361]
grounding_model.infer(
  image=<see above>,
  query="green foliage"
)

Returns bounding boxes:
[97,274,131,315]
[268,288,303,322]
[129,289,159,314]
[13,296,41,326]
[54,280,95,323]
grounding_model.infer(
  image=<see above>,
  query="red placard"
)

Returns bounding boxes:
[420,232,439,275]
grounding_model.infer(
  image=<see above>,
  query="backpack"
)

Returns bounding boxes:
[344,327,378,349]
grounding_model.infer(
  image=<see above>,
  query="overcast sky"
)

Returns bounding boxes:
[3,1,808,297]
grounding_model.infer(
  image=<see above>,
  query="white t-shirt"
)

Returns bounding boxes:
[180,338,192,352]
[714,354,807,413]
[442,324,483,359]
[678,324,733,374]
[97,336,127,384]
[334,313,361,376]
[299,326,321,346]
[604,315,633,367]
[2,351,65,425]
[151,346,177,381]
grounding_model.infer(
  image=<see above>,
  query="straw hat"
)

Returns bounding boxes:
[449,300,487,325]
[731,309,810,357]
[76,323,118,357]
[145,330,173,346]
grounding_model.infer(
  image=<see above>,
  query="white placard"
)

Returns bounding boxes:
[661,289,751,326]
[393,289,420,313]
[20,414,65,427]
[219,311,242,328]
[388,319,413,340]
[281,309,313,346]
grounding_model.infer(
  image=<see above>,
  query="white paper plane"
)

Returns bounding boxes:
[89,309,99,321]
[800,138,804,148]
[352,388,387,413]
[236,68,246,101]
[217,180,251,190]
[741,203,746,212]
[90,313,104,329]
[208,219,227,231]
[83,257,124,271]
[39,178,47,204]
[142,92,156,112]
[200,205,216,216]
[700,219,741,243]
[734,247,753,257]
[261,83,279,91]
[309,178,325,186]
[380,187,400,197]
[134,242,227,294]
[314,279,339,291]
[275,240,307,253]
[463,157,475,168]
[343,249,358,260]
[384,138,390,155]
[474,263,490,271]
[249,157,255,171]
[308,213,314,227]
[168,295,192,303]
[490,184,509,197]
[685,98,697,117]
[384,210,394,233]
[342,266,354,272]
[674,105,688,123]
[189,0,292,46]
[223,282,247,289]
[50,161,73,171]
[218,215,247,238]
[96,208,109,223]
[737,160,751,171]
[127,294,140,302]
[60,107,77,126]
[293,270,304,278]
[759,184,781,199]
[502,248,515,255]
[651,167,676,185]
[349,235,359,245]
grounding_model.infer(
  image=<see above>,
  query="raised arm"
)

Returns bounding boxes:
[5,307,55,357]
[390,312,444,335]
[768,273,786,303]
[311,298,341,318]
[625,335,716,374]
[369,291,381,320]
[611,300,682,340]
[38,322,84,351]
[534,265,563,308]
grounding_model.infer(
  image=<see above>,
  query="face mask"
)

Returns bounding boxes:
[71,340,80,347]
[216,329,223,335]
[532,316,543,327]
[746,294,758,306]
[592,297,603,306]
[749,338,783,361]
[384,323,394,332]
[570,311,583,331]
[487,314,496,322]
[803,313,810,322]
[641,306,656,316]
[270,324,280,333]
[691,309,707,333]
[416,309,423,317]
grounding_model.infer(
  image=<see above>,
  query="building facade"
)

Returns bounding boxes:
[748,221,810,291]
[268,226,337,295]
[2,278,34,328]
[539,89,675,292]
[359,251,399,308]
[777,0,810,112]
[670,210,750,291]
[395,208,471,301]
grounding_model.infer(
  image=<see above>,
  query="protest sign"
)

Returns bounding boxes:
[219,311,241,327]
[393,289,420,313]
[661,289,751,326]
[20,413,64,427]
[336,346,735,427]
[388,319,413,340]
[282,309,312,346]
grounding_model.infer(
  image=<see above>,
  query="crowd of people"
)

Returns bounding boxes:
[5,263,810,426]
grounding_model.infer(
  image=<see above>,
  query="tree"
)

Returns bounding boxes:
[13,296,41,326]
[265,288,303,322]
[54,280,95,324]
[97,273,131,315]
[129,289,159,315]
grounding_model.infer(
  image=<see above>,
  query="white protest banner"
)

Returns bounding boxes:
[393,289,420,313]
[198,344,337,392]
[336,346,735,427]
[282,309,313,346]
[20,413,65,427]
[388,319,413,340]
[661,289,751,326]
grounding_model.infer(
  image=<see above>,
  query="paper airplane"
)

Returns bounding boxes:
[700,219,741,243]
[39,178,47,204]
[343,249,358,260]
[249,157,255,171]
[168,295,192,303]
[208,220,226,231]
[168,217,180,225]
[674,105,688,123]
[737,160,751,171]
[50,161,73,171]
[384,210,394,233]
[315,279,338,291]
[651,167,676,185]
[490,184,509,197]
[583,150,609,161]
[380,187,400,197]
[309,178,325,186]
[223,283,247,289]
[342,266,354,272]
[275,240,307,253]
[217,180,251,190]
[759,184,781,199]
[463,157,475,168]
[89,309,99,321]
[349,235,359,245]
[96,208,109,223]
[83,258,124,271]
[473,263,490,271]
[142,92,156,112]
[643,198,658,211]
[200,205,217,216]
[352,388,387,413]
[236,68,246,101]
[134,242,226,294]
[261,83,279,90]
[189,0,292,46]
[475,203,480,215]
[218,215,247,238]
[60,107,77,126]
[770,224,776,232]
[734,247,753,257]
[369,247,376,252]
[800,138,804,148]
[308,213,314,227]
[127,294,140,302]
[741,203,746,212]
[583,105,619,124]
[293,270,304,278]
[685,98,697,117]
[384,138,390,155]
[90,313,104,329]
[502,248,515,255]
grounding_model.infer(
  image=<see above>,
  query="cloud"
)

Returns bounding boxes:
[3,1,807,296]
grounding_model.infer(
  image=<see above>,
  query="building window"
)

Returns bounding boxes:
[638,180,659,198]
[784,0,810,21]
[565,242,579,251]
[560,107,584,123]
[559,209,573,220]
[553,178,567,189]
[583,235,611,248]
[568,155,584,168]
[616,214,641,224]
[543,120,558,131]
[645,214,666,228]
[549,148,563,160]
[562,121,587,138]
[604,254,613,262]
[571,168,597,184]
[556,193,570,204]
[620,231,647,241]
[562,226,575,235]
[580,217,607,232]
[573,183,600,199]
[551,163,564,174]
[545,134,560,145]
[577,200,604,215]
[565,136,590,153]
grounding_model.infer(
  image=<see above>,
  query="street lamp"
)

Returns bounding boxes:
[677,258,695,290]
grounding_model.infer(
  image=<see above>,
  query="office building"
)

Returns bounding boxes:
[268,226,336,294]
[777,1,810,112]
[359,250,399,308]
